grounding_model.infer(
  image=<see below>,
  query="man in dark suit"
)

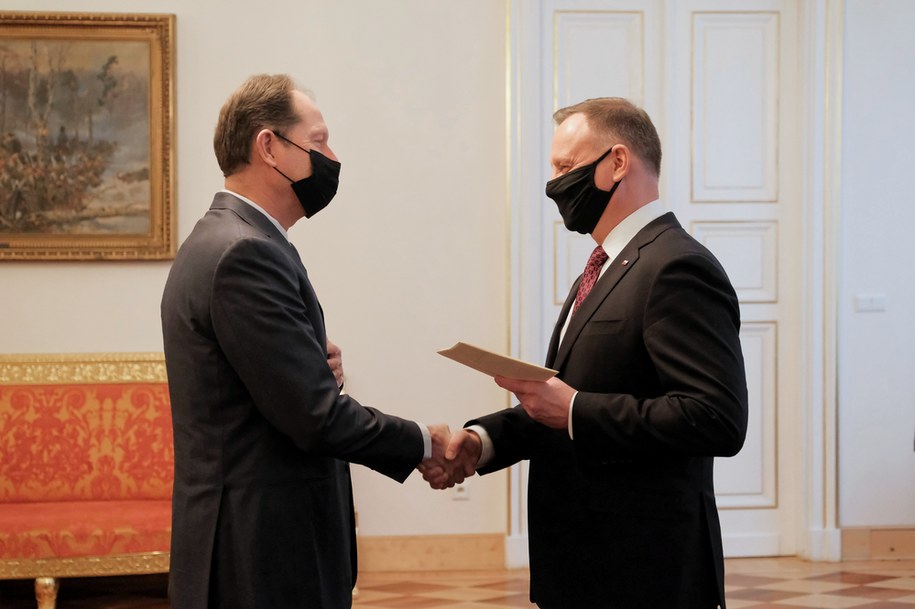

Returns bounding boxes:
[438,98,748,608]
[161,74,451,609]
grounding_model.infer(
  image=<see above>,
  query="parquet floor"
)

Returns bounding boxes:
[0,558,912,608]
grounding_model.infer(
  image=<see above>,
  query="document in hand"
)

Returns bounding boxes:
[437,342,558,382]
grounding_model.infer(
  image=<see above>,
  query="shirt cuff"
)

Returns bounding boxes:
[568,391,579,440]
[466,424,494,469]
[418,422,432,461]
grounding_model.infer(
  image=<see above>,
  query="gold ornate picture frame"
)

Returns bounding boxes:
[0,12,175,260]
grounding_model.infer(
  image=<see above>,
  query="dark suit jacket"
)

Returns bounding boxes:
[471,212,748,609]
[161,192,424,609]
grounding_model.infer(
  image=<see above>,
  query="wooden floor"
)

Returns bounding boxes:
[1,558,913,608]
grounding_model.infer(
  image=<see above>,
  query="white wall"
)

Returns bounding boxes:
[838,0,915,527]
[0,0,509,537]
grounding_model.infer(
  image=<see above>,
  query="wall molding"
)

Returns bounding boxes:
[808,527,842,563]
[797,0,843,562]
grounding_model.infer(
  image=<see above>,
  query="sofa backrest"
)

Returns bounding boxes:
[0,354,173,503]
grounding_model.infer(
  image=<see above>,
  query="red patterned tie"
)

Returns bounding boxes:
[572,245,609,316]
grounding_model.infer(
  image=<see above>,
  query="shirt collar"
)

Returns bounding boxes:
[221,189,289,241]
[600,199,664,263]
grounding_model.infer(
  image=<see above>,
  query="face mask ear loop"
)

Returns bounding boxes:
[605,177,622,199]
[583,146,619,196]
[595,145,616,165]
[593,146,621,194]
[270,129,295,184]
[273,166,295,184]
[272,129,312,154]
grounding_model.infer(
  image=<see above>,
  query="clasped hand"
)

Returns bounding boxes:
[417,426,482,490]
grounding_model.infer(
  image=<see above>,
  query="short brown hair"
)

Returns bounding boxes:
[213,74,302,176]
[554,98,662,177]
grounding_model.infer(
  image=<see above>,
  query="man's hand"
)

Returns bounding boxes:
[418,425,482,489]
[495,375,576,430]
[445,429,482,481]
[326,339,344,388]
[417,424,455,490]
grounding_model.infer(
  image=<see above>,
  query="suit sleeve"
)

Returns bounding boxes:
[572,252,748,460]
[467,405,546,475]
[210,237,423,482]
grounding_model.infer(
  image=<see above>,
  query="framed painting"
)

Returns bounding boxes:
[0,12,175,260]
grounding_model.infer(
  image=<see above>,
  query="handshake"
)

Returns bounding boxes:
[417,425,484,490]
[413,375,576,488]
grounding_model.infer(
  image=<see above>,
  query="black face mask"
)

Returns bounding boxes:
[545,147,621,234]
[273,131,341,218]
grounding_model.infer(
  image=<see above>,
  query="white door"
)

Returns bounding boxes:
[508,0,804,558]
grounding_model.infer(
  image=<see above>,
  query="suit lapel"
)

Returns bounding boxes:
[551,212,679,372]
[546,276,581,368]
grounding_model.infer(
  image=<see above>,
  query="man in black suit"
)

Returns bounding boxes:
[438,98,748,608]
[161,74,451,609]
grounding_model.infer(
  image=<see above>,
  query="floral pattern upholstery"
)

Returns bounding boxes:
[0,383,173,559]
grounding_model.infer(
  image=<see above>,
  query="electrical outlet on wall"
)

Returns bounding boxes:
[452,483,470,501]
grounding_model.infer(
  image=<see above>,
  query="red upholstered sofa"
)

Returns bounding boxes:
[0,353,173,609]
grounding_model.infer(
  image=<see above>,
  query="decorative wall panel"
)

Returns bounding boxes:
[692,12,779,201]
[693,221,778,302]
[554,11,644,108]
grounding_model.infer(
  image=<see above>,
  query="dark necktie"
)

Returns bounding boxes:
[572,245,609,316]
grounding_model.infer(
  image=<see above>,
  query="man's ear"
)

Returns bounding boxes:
[253,128,279,167]
[610,144,631,182]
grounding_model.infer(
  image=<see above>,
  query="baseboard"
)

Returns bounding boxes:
[504,534,529,569]
[722,533,781,557]
[842,527,915,560]
[358,534,504,572]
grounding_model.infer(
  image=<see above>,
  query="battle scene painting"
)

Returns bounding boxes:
[0,39,150,235]
[0,12,174,260]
